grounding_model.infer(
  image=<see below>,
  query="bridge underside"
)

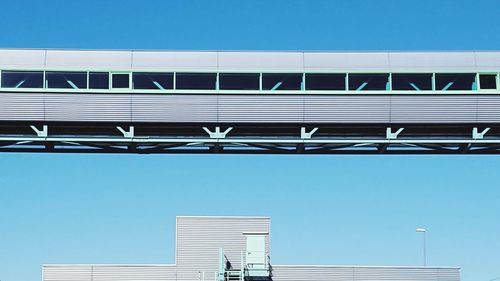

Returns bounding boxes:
[1,122,500,154]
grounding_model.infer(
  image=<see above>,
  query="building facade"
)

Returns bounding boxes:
[43,216,460,281]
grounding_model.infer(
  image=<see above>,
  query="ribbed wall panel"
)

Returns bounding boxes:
[175,217,270,281]
[477,96,500,123]
[218,96,303,123]
[272,265,460,281]
[2,92,499,124]
[304,96,390,123]
[43,265,176,281]
[390,96,477,123]
[44,94,131,122]
[93,265,177,281]
[43,265,92,281]
[43,265,460,281]
[132,95,217,123]
[0,93,44,121]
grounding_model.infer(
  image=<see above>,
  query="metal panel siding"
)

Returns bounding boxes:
[132,95,217,123]
[272,266,460,281]
[218,95,304,123]
[474,52,500,70]
[132,51,218,69]
[43,265,460,281]
[0,49,46,68]
[436,268,462,281]
[218,52,303,70]
[390,96,477,123]
[0,93,45,121]
[44,265,92,281]
[175,217,270,281]
[304,53,390,70]
[43,265,176,281]
[2,49,500,70]
[93,265,177,281]
[0,92,492,125]
[46,50,132,69]
[388,52,476,71]
[477,96,500,123]
[44,94,132,122]
[304,96,390,123]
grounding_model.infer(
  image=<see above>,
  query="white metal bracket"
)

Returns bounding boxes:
[386,127,404,140]
[30,125,48,137]
[203,127,233,139]
[301,127,318,139]
[472,127,490,139]
[117,126,134,138]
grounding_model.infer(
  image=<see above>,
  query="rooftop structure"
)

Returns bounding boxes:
[1,49,500,154]
[43,216,460,281]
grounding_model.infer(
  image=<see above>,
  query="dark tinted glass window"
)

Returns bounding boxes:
[1,71,43,88]
[133,73,173,90]
[392,74,432,91]
[176,73,217,90]
[349,74,389,91]
[435,74,476,90]
[305,74,346,90]
[219,73,260,90]
[479,74,497,90]
[46,71,87,89]
[89,72,109,89]
[112,74,130,88]
[262,73,302,90]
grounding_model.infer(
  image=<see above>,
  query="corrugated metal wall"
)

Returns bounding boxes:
[175,217,270,281]
[3,93,500,124]
[43,265,177,281]
[272,265,460,281]
[131,95,217,123]
[42,264,460,281]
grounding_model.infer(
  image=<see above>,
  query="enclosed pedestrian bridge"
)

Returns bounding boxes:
[2,49,500,154]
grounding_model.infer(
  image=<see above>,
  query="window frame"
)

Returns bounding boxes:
[175,72,218,91]
[1,70,45,89]
[348,73,391,91]
[110,72,131,90]
[261,73,304,91]
[45,71,88,90]
[218,73,261,91]
[434,73,478,92]
[478,73,498,91]
[132,72,174,91]
[304,73,347,91]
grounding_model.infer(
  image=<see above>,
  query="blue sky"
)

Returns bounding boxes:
[0,1,500,281]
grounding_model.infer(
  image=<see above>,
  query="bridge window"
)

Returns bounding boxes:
[46,71,87,89]
[1,71,43,88]
[348,74,389,91]
[89,72,109,89]
[219,73,260,90]
[262,73,302,90]
[133,73,173,90]
[392,74,432,91]
[176,73,217,90]
[435,73,476,91]
[112,73,130,89]
[305,73,346,90]
[479,74,497,90]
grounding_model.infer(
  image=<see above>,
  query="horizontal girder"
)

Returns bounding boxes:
[1,123,500,154]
